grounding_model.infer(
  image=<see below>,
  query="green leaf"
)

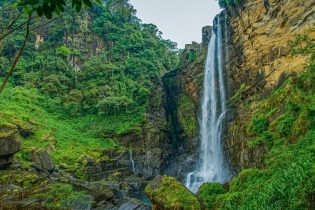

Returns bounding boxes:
[55,0,65,12]
[43,3,52,19]
[83,0,92,8]
[71,0,77,8]
[25,0,39,5]
[48,2,56,13]
[56,3,65,12]
[36,6,43,16]
[75,1,82,12]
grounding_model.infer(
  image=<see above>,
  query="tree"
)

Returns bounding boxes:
[0,0,100,93]
[18,0,101,19]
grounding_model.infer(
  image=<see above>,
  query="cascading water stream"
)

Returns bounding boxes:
[129,150,136,175]
[185,17,231,193]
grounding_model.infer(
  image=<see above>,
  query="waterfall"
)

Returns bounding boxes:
[129,150,136,175]
[185,17,231,193]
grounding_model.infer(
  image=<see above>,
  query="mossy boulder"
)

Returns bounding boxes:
[145,176,201,210]
[30,149,55,173]
[0,123,22,169]
[197,183,227,209]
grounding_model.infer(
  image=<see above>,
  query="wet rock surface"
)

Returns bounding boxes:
[118,198,149,210]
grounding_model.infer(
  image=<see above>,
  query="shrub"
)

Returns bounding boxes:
[197,183,227,209]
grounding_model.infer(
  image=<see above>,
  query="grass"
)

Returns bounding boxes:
[68,105,146,138]
[0,86,120,175]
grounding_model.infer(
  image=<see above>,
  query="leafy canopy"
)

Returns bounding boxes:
[17,0,101,18]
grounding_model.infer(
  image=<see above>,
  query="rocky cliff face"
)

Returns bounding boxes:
[169,0,314,175]
[34,11,105,72]
[222,0,315,172]
[119,80,172,178]
[77,84,173,181]
[161,31,211,180]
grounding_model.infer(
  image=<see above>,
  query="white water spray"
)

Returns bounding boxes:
[129,150,136,175]
[185,17,230,193]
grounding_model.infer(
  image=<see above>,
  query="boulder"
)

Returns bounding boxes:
[0,123,22,169]
[118,198,149,210]
[31,149,55,173]
[68,177,115,202]
[145,176,201,210]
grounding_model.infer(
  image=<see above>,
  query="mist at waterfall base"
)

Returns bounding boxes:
[185,17,231,193]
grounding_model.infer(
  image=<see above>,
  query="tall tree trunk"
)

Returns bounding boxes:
[0,15,31,94]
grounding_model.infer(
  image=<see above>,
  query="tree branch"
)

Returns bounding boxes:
[0,15,31,94]
[0,15,36,41]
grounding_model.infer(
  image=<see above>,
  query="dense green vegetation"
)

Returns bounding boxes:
[1,0,178,117]
[0,0,178,130]
[0,86,118,176]
[1,0,314,209]
[0,1,180,207]
[18,0,100,18]
[199,27,315,210]
[0,0,179,175]
[197,183,227,209]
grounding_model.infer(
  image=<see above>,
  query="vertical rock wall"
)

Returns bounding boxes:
[167,0,314,177]
[161,31,211,180]
[118,80,172,178]
[223,0,315,172]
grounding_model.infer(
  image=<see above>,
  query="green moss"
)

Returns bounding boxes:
[0,170,39,189]
[197,183,227,209]
[177,94,198,138]
[0,170,89,209]
[146,176,201,210]
[33,183,90,209]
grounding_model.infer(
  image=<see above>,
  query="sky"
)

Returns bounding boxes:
[130,0,222,49]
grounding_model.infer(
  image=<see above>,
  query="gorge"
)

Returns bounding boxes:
[0,0,314,209]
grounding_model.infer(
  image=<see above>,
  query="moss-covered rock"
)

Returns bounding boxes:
[197,182,227,209]
[145,176,201,210]
[177,94,198,138]
[0,170,91,209]
[30,148,55,173]
[0,123,22,169]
